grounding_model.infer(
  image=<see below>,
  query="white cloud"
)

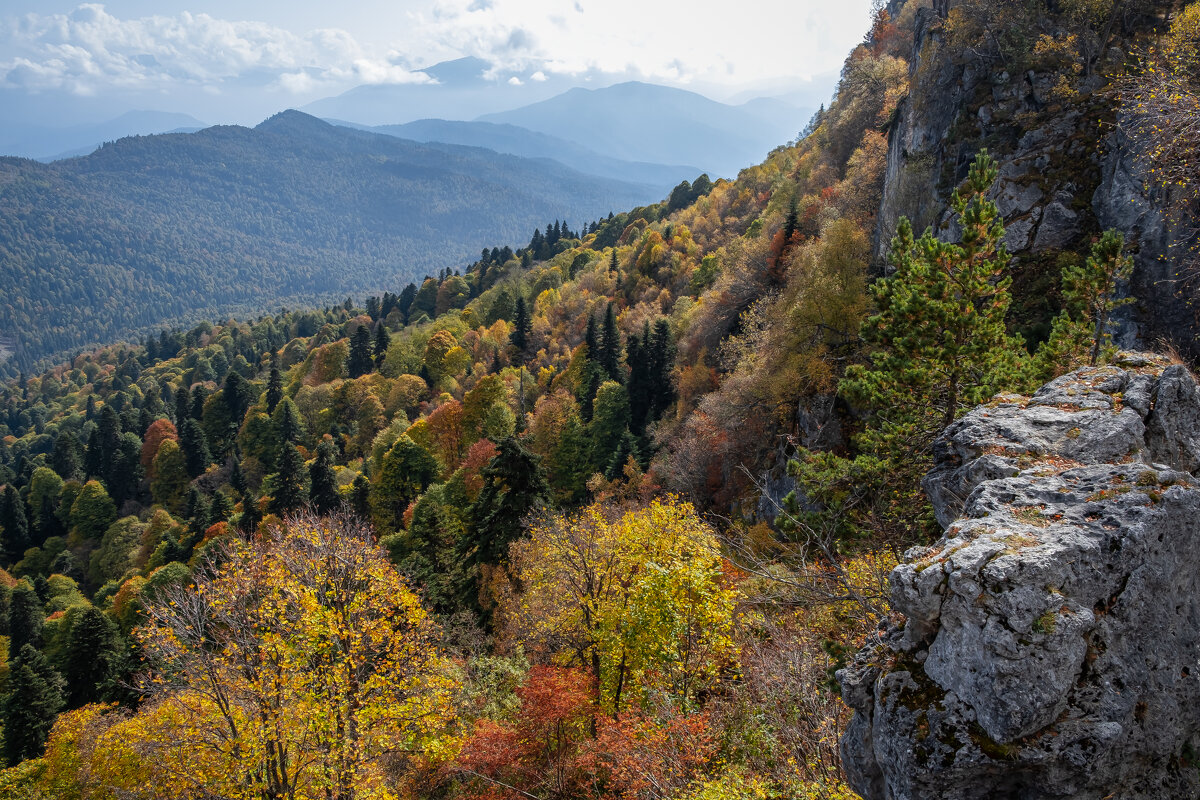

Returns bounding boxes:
[394,0,874,87]
[507,75,521,85]
[0,3,431,94]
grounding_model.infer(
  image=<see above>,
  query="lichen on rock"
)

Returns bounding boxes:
[840,356,1200,800]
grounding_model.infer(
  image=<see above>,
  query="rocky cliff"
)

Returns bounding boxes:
[876,0,1194,356]
[839,355,1200,799]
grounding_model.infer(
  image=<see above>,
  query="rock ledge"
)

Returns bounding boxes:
[840,356,1200,800]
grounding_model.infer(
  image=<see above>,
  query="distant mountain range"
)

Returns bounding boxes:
[0,110,661,369]
[342,119,700,189]
[1,59,815,180]
[478,82,811,178]
[0,110,207,161]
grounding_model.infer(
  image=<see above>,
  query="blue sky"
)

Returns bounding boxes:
[0,0,876,124]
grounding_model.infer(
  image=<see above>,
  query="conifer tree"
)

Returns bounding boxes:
[190,386,209,421]
[0,485,29,564]
[466,437,550,568]
[229,455,248,498]
[83,427,104,480]
[60,606,120,708]
[270,441,309,517]
[347,325,374,378]
[546,412,590,505]
[265,363,284,414]
[2,644,65,766]
[222,370,254,425]
[373,322,391,368]
[350,474,371,519]
[309,439,341,515]
[648,319,677,421]
[273,398,305,447]
[598,303,622,382]
[584,313,598,356]
[605,430,643,481]
[174,385,190,425]
[209,491,235,526]
[50,432,81,482]
[8,583,43,656]
[626,325,651,434]
[509,296,532,356]
[842,150,1026,455]
[589,380,632,475]
[179,418,212,478]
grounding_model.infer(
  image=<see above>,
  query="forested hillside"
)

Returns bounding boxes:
[0,0,1192,797]
[0,111,661,375]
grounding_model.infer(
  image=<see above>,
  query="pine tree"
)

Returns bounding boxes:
[209,491,235,526]
[466,437,550,568]
[174,385,190,425]
[190,386,208,421]
[50,432,81,482]
[842,150,1026,455]
[373,322,391,368]
[509,296,532,356]
[626,325,651,434]
[222,370,254,425]
[83,427,104,480]
[0,485,29,564]
[309,439,341,515]
[648,319,677,421]
[605,430,643,480]
[350,475,371,519]
[8,583,43,656]
[2,644,65,766]
[272,398,305,447]
[107,432,143,507]
[588,381,631,475]
[229,456,248,499]
[270,442,309,517]
[584,313,598,356]
[347,326,374,378]
[265,363,284,414]
[597,303,622,382]
[179,418,212,479]
[59,606,120,708]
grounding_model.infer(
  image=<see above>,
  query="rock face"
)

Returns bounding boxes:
[840,356,1200,800]
[875,1,1195,357]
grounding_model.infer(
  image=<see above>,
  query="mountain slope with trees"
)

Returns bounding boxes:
[0,110,662,374]
[0,0,1194,797]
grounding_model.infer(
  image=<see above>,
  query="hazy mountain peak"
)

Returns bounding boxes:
[255,109,333,134]
[417,56,493,86]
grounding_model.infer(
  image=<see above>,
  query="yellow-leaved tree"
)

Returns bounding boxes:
[505,497,738,715]
[128,514,459,800]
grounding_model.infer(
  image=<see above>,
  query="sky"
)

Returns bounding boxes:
[0,0,876,125]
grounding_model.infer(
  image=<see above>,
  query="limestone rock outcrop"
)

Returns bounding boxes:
[840,356,1200,800]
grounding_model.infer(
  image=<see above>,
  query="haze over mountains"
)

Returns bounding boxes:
[0,110,660,369]
[0,55,817,369]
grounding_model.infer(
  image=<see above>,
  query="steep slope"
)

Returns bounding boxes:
[0,110,661,371]
[841,357,1200,799]
[873,0,1194,355]
[478,82,813,178]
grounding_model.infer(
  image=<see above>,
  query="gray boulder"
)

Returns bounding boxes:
[840,358,1200,800]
